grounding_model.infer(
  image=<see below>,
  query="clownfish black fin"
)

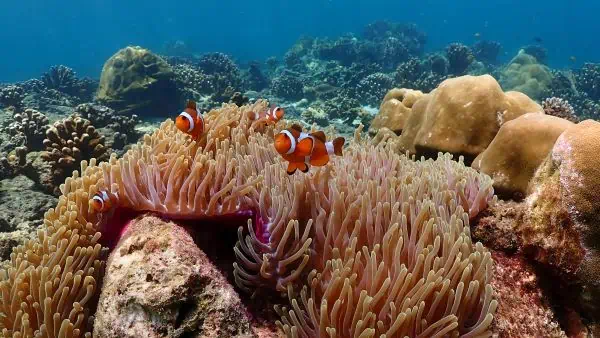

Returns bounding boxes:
[290,124,303,133]
[298,162,310,173]
[310,131,327,143]
[186,100,197,110]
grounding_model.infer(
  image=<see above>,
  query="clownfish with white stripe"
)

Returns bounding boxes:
[175,100,205,140]
[274,124,345,175]
[247,105,285,125]
[90,190,119,213]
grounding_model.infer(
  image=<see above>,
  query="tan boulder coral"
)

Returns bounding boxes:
[94,215,278,337]
[500,50,553,101]
[368,88,424,135]
[398,74,541,163]
[472,113,574,199]
[96,46,178,116]
[524,120,600,319]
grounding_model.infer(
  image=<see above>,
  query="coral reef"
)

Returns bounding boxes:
[41,116,110,195]
[40,66,97,102]
[369,88,424,135]
[541,97,579,122]
[96,46,179,116]
[74,103,140,149]
[472,113,574,199]
[395,57,447,93]
[446,43,475,75]
[472,41,502,64]
[355,72,394,107]
[575,63,600,101]
[0,86,25,111]
[398,74,541,163]
[500,50,553,101]
[0,101,497,337]
[271,72,305,101]
[5,109,49,151]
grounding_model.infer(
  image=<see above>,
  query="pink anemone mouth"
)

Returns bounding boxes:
[99,207,269,250]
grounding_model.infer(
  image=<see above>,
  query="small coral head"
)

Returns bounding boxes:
[274,130,295,155]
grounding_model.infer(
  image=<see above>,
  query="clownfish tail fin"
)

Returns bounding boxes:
[332,137,345,156]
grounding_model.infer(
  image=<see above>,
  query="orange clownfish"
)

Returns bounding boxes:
[248,105,285,124]
[90,190,119,213]
[176,100,205,139]
[274,124,345,175]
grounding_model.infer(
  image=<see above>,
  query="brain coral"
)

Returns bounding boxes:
[398,74,541,163]
[0,101,497,337]
[96,46,178,117]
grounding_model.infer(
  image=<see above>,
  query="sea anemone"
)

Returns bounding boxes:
[0,100,497,337]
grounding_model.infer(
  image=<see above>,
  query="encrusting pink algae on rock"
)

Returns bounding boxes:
[93,214,280,338]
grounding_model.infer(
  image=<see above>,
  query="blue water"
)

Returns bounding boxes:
[1,0,599,82]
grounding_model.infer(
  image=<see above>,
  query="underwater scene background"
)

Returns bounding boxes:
[0,0,600,337]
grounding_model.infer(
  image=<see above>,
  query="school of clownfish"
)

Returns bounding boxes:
[90,100,345,213]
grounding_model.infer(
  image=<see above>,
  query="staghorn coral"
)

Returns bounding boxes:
[41,116,110,195]
[6,109,49,151]
[0,100,497,337]
[541,97,579,122]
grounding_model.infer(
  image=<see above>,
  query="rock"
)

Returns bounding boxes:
[369,88,423,135]
[472,113,574,199]
[491,252,566,338]
[524,120,600,320]
[94,215,280,338]
[398,74,541,163]
[0,175,57,231]
[96,46,179,117]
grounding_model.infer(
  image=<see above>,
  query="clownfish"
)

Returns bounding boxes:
[90,190,119,213]
[175,100,205,140]
[274,124,345,175]
[248,105,285,124]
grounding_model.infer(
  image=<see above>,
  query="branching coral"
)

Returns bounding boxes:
[446,43,475,75]
[7,109,50,151]
[541,97,579,123]
[74,104,140,149]
[41,116,110,195]
[356,73,394,107]
[41,65,78,95]
[0,86,25,111]
[0,100,497,337]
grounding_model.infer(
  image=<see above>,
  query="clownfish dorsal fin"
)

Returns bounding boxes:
[186,100,197,110]
[290,124,303,133]
[310,131,327,143]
